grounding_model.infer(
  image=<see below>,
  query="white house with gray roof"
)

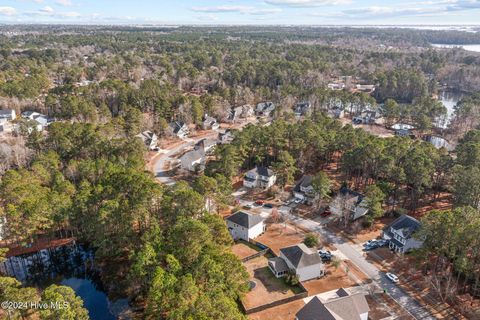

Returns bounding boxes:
[226,211,265,241]
[383,214,423,254]
[243,166,276,189]
[0,109,16,121]
[269,243,325,281]
[296,288,370,320]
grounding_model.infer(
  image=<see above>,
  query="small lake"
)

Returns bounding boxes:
[0,244,129,320]
[436,90,465,128]
[431,43,480,53]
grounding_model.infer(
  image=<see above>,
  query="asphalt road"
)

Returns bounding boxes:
[237,196,437,320]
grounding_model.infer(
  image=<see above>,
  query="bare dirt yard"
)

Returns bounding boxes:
[242,256,303,311]
[247,298,305,320]
[301,264,358,295]
[367,293,415,320]
[231,241,260,260]
[255,223,306,255]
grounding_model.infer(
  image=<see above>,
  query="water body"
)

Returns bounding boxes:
[0,244,129,320]
[436,90,465,128]
[431,43,480,53]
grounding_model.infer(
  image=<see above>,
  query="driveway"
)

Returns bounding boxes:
[151,130,219,185]
[278,210,436,320]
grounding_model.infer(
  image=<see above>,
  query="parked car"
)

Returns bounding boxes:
[263,203,273,208]
[318,250,332,261]
[294,198,302,204]
[243,204,253,209]
[364,240,375,247]
[255,200,265,206]
[377,239,389,247]
[386,272,399,283]
[320,210,332,217]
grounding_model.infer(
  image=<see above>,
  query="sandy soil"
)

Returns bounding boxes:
[301,265,358,295]
[247,299,305,320]
[256,223,306,255]
[231,242,259,260]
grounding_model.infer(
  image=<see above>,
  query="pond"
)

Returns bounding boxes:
[0,244,129,320]
[436,90,465,128]
[431,44,480,53]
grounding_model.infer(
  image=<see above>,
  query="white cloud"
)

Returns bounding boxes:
[0,7,17,16]
[55,0,73,6]
[191,5,281,15]
[40,6,54,13]
[265,0,351,7]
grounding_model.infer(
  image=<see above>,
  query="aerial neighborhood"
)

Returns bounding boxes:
[0,22,479,320]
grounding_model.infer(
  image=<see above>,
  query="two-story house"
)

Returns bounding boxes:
[243,166,277,189]
[269,243,325,282]
[136,131,158,150]
[202,114,220,130]
[383,215,423,254]
[0,109,16,121]
[293,175,317,205]
[226,211,265,242]
[330,187,369,221]
[293,102,312,117]
[255,102,275,117]
[169,121,189,139]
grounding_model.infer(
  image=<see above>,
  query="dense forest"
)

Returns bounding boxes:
[0,25,480,319]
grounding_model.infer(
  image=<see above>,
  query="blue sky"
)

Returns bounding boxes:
[1,0,480,25]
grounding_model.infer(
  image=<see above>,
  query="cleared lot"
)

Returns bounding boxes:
[301,264,358,295]
[231,241,261,260]
[255,223,306,255]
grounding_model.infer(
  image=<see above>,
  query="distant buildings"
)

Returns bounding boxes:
[227,105,254,122]
[328,107,345,119]
[180,149,206,172]
[136,131,158,150]
[218,129,235,144]
[269,243,325,281]
[21,111,52,132]
[0,109,16,134]
[201,114,219,130]
[383,215,423,254]
[243,166,277,189]
[255,102,275,117]
[226,211,266,242]
[0,109,16,121]
[180,138,216,172]
[294,102,312,117]
[169,121,189,139]
[327,83,345,91]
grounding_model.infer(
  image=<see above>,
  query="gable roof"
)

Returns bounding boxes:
[195,138,216,151]
[170,121,187,134]
[247,166,275,178]
[226,211,264,229]
[280,243,322,269]
[339,187,364,206]
[0,109,14,117]
[388,215,421,238]
[296,297,336,320]
[296,292,370,320]
[323,293,370,320]
[293,175,313,193]
[180,149,204,164]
